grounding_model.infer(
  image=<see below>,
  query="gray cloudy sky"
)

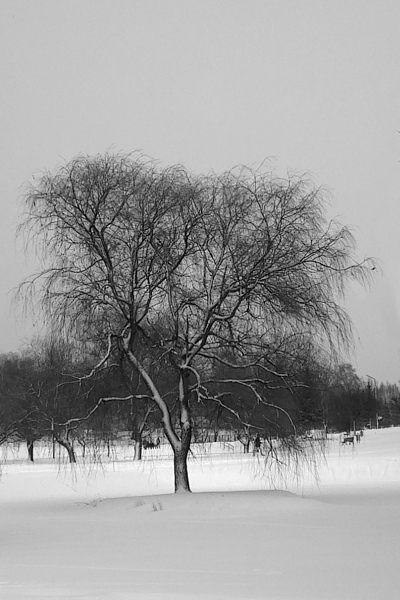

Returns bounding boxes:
[1,0,400,383]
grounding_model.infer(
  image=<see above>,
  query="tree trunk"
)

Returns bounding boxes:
[173,447,191,493]
[130,414,144,461]
[77,438,86,458]
[124,343,191,492]
[133,438,142,461]
[173,383,192,493]
[56,437,77,463]
[27,439,34,462]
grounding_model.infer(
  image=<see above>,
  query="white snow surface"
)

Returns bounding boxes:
[1,428,400,599]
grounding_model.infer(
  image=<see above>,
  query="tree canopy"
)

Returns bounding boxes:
[18,152,375,491]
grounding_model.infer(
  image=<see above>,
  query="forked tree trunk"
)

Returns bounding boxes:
[173,407,192,493]
[124,342,192,492]
[78,439,86,458]
[55,437,77,463]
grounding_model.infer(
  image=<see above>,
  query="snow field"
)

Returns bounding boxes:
[1,428,400,599]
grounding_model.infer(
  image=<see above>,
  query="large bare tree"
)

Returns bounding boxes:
[18,153,374,492]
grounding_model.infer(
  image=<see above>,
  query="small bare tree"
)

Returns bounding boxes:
[18,153,374,492]
[0,353,40,451]
[18,336,98,463]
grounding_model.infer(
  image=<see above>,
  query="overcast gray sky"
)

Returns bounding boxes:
[1,0,400,383]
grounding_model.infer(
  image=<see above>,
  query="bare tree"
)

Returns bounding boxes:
[18,153,375,491]
[17,336,97,463]
[0,352,46,458]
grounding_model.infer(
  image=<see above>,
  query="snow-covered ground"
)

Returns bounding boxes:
[1,428,400,599]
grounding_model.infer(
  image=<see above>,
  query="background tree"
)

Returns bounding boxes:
[0,351,56,460]
[18,153,374,491]
[0,353,38,451]
[322,363,376,431]
[18,336,100,463]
